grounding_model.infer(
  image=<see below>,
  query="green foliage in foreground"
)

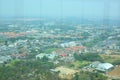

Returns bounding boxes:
[0,60,108,80]
[0,60,59,80]
[72,71,108,80]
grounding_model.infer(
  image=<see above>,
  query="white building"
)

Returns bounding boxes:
[36,53,56,60]
[60,41,77,48]
[96,63,114,72]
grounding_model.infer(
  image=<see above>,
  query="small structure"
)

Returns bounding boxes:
[36,53,45,59]
[90,61,101,68]
[50,69,59,73]
[60,53,68,57]
[53,60,59,64]
[60,41,76,48]
[0,55,12,64]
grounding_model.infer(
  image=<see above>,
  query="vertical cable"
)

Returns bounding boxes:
[0,0,3,19]
[39,0,42,18]
[81,0,84,24]
[103,0,110,27]
[118,2,120,22]
[60,0,63,26]
[14,0,24,21]
[39,0,42,27]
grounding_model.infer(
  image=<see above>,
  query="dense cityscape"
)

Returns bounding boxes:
[0,18,120,80]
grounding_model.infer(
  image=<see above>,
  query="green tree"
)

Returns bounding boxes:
[74,53,103,62]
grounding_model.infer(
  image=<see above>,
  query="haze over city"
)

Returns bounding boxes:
[0,0,120,19]
[0,0,120,80]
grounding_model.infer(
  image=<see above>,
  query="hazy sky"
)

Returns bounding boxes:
[0,0,120,19]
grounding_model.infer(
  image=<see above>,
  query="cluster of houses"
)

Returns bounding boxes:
[0,40,28,59]
[36,45,87,62]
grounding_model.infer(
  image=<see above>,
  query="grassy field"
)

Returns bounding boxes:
[72,60,90,68]
[44,48,61,53]
[100,54,120,63]
[107,66,120,78]
[55,66,78,79]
